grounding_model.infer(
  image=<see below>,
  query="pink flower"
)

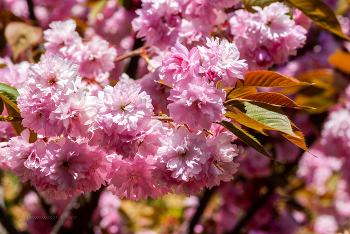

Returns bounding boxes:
[198,37,247,87]
[38,138,110,199]
[205,134,239,189]
[90,81,153,156]
[72,39,117,78]
[107,154,170,201]
[132,0,180,50]
[0,57,30,88]
[168,77,226,130]
[254,3,294,41]
[5,129,46,183]
[44,19,82,58]
[177,18,211,46]
[49,88,98,137]
[229,2,307,70]
[152,127,210,187]
[17,92,57,137]
[25,53,80,99]
[321,108,350,158]
[313,215,338,234]
[159,43,201,86]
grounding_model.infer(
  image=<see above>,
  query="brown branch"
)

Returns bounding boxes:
[151,116,173,122]
[187,187,217,234]
[50,195,80,234]
[0,116,23,122]
[114,45,149,63]
[26,0,38,26]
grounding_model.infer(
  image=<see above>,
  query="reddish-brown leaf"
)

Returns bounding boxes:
[236,71,310,88]
[279,121,312,155]
[240,92,313,109]
[225,86,257,100]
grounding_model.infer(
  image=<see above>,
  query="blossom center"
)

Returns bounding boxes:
[62,160,70,169]
[47,74,57,86]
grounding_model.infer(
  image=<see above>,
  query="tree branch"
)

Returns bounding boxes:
[125,38,144,79]
[50,195,80,234]
[187,187,217,234]
[0,116,23,122]
[114,45,149,63]
[26,0,38,25]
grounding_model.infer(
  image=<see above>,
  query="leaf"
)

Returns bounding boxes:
[225,107,269,135]
[0,98,3,115]
[239,92,314,109]
[5,22,42,60]
[286,0,349,40]
[219,121,279,163]
[329,50,350,74]
[241,0,280,12]
[236,71,311,88]
[226,102,298,137]
[279,121,311,154]
[225,86,257,99]
[0,82,20,109]
[4,102,24,136]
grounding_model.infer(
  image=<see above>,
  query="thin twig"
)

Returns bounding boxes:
[151,116,173,122]
[26,0,38,25]
[114,45,149,63]
[0,116,23,122]
[50,195,80,234]
[187,187,217,234]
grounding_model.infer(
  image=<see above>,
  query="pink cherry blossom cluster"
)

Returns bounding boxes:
[160,37,247,129]
[132,0,240,50]
[229,2,308,70]
[44,19,117,79]
[2,49,240,200]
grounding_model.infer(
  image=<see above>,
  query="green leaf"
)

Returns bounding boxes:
[245,102,298,137]
[286,0,349,40]
[219,121,280,163]
[226,102,298,138]
[0,98,3,115]
[0,82,19,104]
[241,0,280,12]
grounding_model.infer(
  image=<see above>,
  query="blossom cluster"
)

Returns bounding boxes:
[132,0,240,50]
[229,2,308,70]
[1,49,240,200]
[160,37,246,129]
